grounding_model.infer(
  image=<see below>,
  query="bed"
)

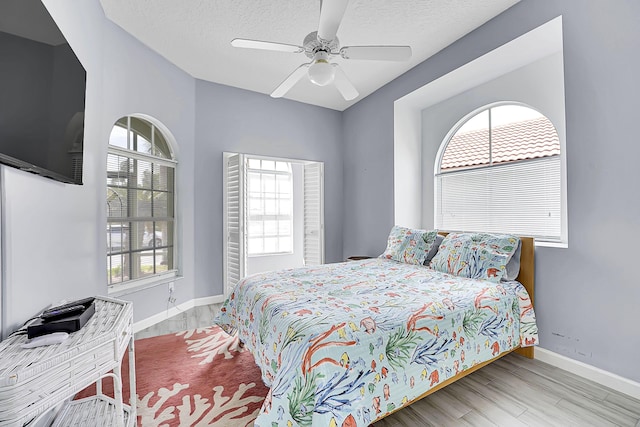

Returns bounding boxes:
[215,230,537,427]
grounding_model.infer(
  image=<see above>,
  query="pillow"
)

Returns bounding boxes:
[379,226,438,265]
[504,239,522,281]
[424,233,445,265]
[428,232,520,283]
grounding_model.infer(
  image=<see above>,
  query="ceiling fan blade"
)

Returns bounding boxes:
[231,38,304,54]
[340,45,412,61]
[317,0,349,42]
[332,65,358,101]
[271,64,310,98]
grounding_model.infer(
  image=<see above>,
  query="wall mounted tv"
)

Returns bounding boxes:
[0,0,86,184]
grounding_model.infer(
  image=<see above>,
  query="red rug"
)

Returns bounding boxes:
[77,326,269,426]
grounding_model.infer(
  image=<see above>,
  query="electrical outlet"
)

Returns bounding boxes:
[168,282,174,293]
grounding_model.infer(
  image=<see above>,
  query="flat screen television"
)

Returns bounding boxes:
[0,0,86,184]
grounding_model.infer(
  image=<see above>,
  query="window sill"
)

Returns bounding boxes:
[248,252,294,258]
[535,240,568,249]
[108,270,181,297]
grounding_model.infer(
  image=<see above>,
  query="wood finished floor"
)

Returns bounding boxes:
[372,353,640,427]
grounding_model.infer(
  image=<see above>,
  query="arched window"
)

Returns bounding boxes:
[107,116,177,288]
[435,103,563,243]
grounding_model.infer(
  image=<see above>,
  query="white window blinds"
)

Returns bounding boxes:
[436,156,561,241]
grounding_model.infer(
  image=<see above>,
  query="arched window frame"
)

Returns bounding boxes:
[434,102,567,246]
[106,115,179,293]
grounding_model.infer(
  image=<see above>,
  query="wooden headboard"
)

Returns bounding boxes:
[513,236,535,358]
[516,236,535,306]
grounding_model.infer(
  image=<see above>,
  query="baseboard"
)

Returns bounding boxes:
[133,294,225,333]
[535,347,640,400]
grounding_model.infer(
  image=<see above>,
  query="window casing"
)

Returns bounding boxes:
[246,158,293,255]
[107,116,177,289]
[435,104,564,244]
[223,153,324,296]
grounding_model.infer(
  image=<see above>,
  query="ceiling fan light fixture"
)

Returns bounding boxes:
[307,51,335,86]
[231,1,411,101]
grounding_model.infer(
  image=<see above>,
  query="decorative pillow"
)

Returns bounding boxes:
[379,226,438,265]
[424,233,445,266]
[504,239,522,281]
[428,232,520,283]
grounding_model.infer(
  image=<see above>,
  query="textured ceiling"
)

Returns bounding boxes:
[99,0,519,111]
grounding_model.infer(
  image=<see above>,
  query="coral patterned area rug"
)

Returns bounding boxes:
[77,326,268,426]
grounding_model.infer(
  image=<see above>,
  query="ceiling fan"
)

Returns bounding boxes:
[230,0,412,101]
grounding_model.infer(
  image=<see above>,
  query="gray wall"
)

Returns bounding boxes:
[194,81,343,297]
[1,0,197,335]
[343,0,640,382]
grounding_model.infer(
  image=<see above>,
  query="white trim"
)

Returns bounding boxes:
[535,347,640,400]
[132,294,225,333]
[235,152,320,166]
[108,271,179,297]
[192,294,225,306]
[535,240,568,249]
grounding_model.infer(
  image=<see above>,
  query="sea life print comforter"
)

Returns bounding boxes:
[214,258,538,427]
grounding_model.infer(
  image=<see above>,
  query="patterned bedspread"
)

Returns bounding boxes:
[214,258,538,427]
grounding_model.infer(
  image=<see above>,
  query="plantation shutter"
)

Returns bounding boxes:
[223,153,246,296]
[436,156,561,241]
[303,162,324,265]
